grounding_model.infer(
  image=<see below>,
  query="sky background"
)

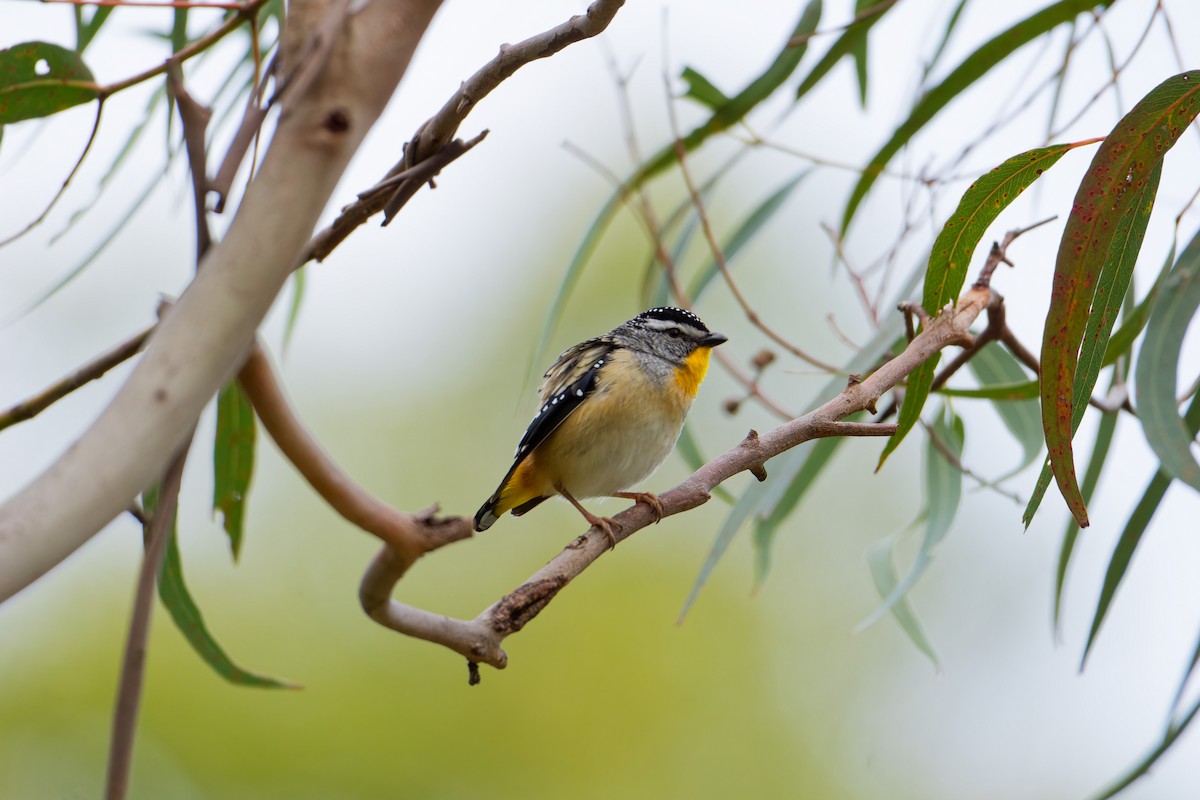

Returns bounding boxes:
[2,1,1200,798]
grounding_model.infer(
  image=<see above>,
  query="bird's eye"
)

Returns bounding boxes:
[665,327,682,338]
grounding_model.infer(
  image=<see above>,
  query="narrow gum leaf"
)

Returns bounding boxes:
[1041,73,1198,528]
[1081,392,1200,667]
[1133,230,1200,493]
[213,381,257,559]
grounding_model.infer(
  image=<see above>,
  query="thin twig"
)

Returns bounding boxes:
[166,64,213,261]
[99,0,271,98]
[303,0,626,263]
[104,441,190,800]
[664,77,839,374]
[0,326,153,433]
[0,102,104,248]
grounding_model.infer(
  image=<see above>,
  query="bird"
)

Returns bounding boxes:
[474,306,728,546]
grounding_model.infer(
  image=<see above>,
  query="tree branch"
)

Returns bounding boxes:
[302,0,626,263]
[360,283,994,678]
[0,0,445,603]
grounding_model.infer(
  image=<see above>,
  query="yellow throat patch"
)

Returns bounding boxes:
[674,346,713,398]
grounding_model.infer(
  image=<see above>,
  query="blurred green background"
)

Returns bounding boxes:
[3,2,1200,798]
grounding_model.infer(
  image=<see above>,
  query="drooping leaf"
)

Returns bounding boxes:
[858,407,964,631]
[752,435,844,587]
[1054,406,1117,634]
[921,0,971,86]
[794,0,898,101]
[213,381,256,559]
[0,41,98,123]
[968,342,1042,472]
[636,0,822,187]
[1091,690,1200,800]
[1081,392,1200,666]
[1027,155,1165,527]
[75,6,115,55]
[840,0,1114,237]
[1133,229,1200,493]
[878,139,1096,469]
[849,0,877,107]
[679,480,768,624]
[1040,74,1187,526]
[283,265,307,353]
[680,66,729,110]
[865,527,940,669]
[142,486,296,689]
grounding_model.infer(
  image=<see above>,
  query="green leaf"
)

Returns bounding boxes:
[690,266,915,606]
[1102,237,1177,367]
[1134,230,1200,494]
[936,380,1039,400]
[840,0,1113,237]
[794,0,898,101]
[680,66,729,110]
[752,435,844,588]
[877,346,938,470]
[213,381,256,559]
[688,171,811,302]
[679,480,768,624]
[1081,392,1200,667]
[865,528,940,669]
[1054,406,1117,634]
[878,140,1095,469]
[849,0,875,107]
[635,0,822,186]
[0,41,98,123]
[143,487,297,689]
[75,7,115,55]
[968,343,1041,472]
[1027,159,1166,527]
[858,407,964,631]
[283,265,307,353]
[1040,72,1187,526]
[921,0,971,86]
[1090,693,1200,800]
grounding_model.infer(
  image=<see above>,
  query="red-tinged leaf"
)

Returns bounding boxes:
[1040,70,1200,528]
[0,41,98,123]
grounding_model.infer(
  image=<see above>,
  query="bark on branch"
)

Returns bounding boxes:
[0,0,444,602]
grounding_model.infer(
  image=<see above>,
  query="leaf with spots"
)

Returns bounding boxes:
[0,41,98,124]
[1039,72,1197,528]
[1024,161,1163,527]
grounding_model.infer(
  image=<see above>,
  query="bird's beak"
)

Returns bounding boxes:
[699,332,728,348]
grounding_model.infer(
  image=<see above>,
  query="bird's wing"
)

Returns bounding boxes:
[513,339,613,461]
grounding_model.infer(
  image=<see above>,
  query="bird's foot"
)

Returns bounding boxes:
[613,491,665,522]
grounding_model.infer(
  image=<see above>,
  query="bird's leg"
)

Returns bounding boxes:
[556,484,621,549]
[612,491,664,523]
